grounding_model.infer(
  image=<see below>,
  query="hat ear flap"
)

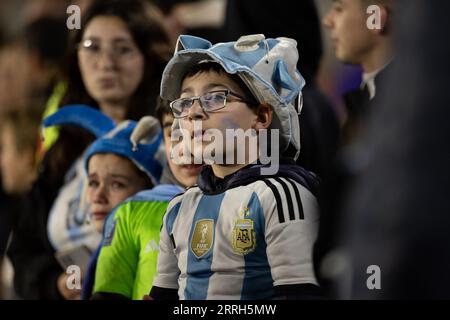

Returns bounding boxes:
[234,34,266,52]
[130,116,161,150]
[272,60,298,93]
[175,35,212,52]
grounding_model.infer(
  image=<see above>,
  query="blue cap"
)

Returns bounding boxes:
[42,104,116,138]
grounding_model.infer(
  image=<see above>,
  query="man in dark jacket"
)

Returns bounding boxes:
[316,0,395,297]
[323,0,395,146]
[341,0,450,299]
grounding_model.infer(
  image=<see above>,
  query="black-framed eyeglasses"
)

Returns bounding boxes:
[169,90,258,119]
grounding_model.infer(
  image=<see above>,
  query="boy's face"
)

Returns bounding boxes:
[323,0,376,65]
[86,153,148,233]
[0,125,36,194]
[162,113,202,188]
[178,70,260,164]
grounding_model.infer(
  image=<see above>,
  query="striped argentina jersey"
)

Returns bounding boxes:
[152,163,320,300]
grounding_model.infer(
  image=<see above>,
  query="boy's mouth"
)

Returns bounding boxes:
[181,164,203,174]
[92,211,108,221]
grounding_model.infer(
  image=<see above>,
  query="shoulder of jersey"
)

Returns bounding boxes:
[254,176,318,223]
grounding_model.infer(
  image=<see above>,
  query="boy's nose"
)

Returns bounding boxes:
[187,99,207,121]
[92,184,108,204]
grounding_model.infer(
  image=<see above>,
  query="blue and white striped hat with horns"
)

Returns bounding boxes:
[42,105,163,185]
[160,34,305,157]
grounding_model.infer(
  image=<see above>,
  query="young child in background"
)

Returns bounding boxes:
[91,99,202,300]
[42,105,164,299]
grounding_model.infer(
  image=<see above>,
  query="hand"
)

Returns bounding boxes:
[57,273,81,300]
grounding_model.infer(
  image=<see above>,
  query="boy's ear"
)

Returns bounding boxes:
[253,104,273,131]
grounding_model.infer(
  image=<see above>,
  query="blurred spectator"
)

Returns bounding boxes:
[323,0,395,146]
[219,0,340,178]
[316,0,396,297]
[0,103,44,299]
[0,108,42,195]
[0,43,31,110]
[0,14,68,300]
[0,16,68,123]
[7,0,172,300]
[60,0,172,119]
[341,0,450,299]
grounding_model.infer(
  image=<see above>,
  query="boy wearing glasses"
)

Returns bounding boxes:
[150,34,321,300]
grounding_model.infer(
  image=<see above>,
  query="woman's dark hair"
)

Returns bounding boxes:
[48,0,173,188]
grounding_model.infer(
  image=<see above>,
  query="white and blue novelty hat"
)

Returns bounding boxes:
[43,105,163,185]
[160,34,306,157]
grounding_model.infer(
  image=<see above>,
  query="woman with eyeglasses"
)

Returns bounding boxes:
[7,0,172,300]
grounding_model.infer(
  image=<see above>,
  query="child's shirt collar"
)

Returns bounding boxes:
[196,158,320,196]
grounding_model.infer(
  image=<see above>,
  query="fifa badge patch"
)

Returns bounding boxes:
[191,219,214,258]
[232,219,256,254]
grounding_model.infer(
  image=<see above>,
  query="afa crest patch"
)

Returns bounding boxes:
[102,218,117,247]
[191,219,214,258]
[232,219,256,255]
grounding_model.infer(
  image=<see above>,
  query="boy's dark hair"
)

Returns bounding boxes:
[183,62,259,109]
[155,97,172,127]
